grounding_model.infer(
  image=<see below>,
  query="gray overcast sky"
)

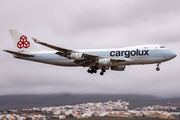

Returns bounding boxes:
[1,0,180,98]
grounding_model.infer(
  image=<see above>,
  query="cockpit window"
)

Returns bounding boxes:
[160,46,165,48]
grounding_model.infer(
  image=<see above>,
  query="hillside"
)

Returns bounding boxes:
[0,94,180,111]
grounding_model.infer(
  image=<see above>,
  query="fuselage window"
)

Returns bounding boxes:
[160,46,165,48]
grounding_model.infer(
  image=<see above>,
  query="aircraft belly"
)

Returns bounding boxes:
[128,57,168,65]
[111,56,166,66]
[16,55,79,67]
[48,60,78,66]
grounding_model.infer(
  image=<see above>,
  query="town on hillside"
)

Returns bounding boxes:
[0,100,180,120]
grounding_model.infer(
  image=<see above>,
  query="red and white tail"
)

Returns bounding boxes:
[9,29,43,52]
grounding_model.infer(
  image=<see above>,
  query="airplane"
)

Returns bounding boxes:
[4,29,177,75]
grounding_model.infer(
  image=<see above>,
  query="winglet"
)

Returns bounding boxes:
[31,37,41,43]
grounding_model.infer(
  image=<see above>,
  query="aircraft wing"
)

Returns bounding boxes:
[31,37,72,56]
[32,38,129,66]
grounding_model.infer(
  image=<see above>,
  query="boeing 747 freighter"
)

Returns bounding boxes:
[4,29,177,75]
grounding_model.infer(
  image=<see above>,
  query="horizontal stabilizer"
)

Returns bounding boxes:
[3,50,34,57]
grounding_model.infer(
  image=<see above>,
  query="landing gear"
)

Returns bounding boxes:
[87,67,106,75]
[156,63,161,71]
[94,70,97,73]
[156,67,160,71]
[87,69,93,74]
[87,67,99,74]
[102,69,106,72]
[100,72,104,75]
[100,68,106,76]
[87,69,97,74]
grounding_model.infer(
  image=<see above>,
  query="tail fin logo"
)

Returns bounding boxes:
[17,35,30,49]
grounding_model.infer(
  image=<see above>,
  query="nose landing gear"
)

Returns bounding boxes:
[156,63,161,71]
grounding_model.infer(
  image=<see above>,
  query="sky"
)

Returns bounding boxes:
[0,0,180,98]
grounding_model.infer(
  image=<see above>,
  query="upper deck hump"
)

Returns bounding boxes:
[77,45,166,52]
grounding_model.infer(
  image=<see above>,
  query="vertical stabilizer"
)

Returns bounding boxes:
[9,29,43,52]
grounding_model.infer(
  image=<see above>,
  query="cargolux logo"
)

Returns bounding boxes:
[110,49,149,58]
[17,35,30,49]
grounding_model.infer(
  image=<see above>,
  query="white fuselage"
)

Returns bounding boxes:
[14,45,176,67]
[6,29,177,75]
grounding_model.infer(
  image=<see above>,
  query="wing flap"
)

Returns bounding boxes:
[83,53,99,60]
[81,60,95,67]
[74,59,95,67]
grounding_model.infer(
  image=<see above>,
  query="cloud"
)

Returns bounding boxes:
[0,0,179,98]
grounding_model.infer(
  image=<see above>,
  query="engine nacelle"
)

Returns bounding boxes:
[70,53,83,60]
[111,66,125,71]
[98,59,111,66]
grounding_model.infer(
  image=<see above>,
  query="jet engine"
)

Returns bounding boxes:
[111,66,125,71]
[98,59,111,66]
[70,53,83,60]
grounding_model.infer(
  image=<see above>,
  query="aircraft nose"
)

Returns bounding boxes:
[169,51,177,59]
[172,52,177,58]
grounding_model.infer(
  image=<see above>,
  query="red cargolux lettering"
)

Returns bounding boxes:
[17,35,30,49]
